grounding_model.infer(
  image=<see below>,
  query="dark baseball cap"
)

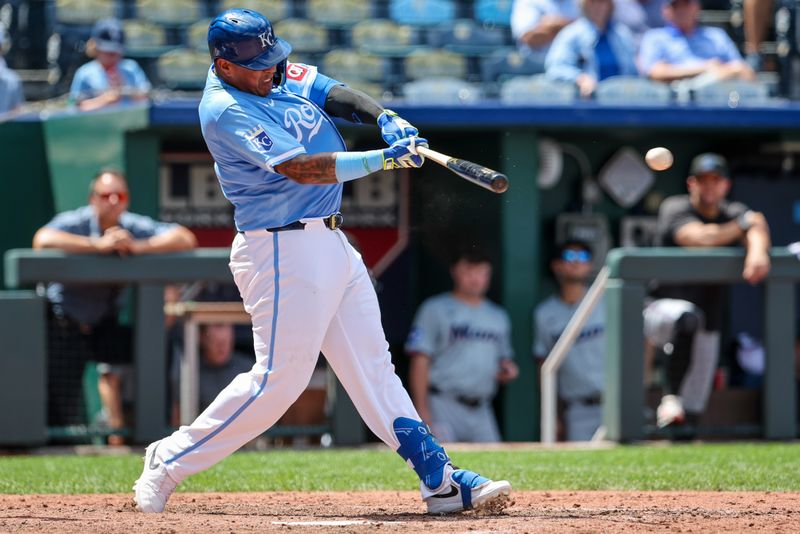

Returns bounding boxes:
[690,153,729,177]
[92,18,125,54]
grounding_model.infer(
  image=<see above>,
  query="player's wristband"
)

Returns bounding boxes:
[334,150,384,183]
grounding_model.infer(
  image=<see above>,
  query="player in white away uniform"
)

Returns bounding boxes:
[133,8,511,515]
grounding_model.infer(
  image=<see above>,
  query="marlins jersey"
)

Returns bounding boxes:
[406,294,513,399]
[533,295,605,401]
[199,63,346,230]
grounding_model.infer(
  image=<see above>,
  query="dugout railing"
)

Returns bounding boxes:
[1,249,364,446]
[604,247,798,442]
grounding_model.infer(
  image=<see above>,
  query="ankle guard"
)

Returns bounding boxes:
[393,417,450,490]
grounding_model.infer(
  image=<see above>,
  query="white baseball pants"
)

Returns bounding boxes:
[156,218,419,481]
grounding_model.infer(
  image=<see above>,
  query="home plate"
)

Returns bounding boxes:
[272,520,382,526]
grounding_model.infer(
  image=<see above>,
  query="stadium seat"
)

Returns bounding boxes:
[351,19,420,56]
[499,74,576,104]
[389,0,455,27]
[694,80,773,107]
[404,48,467,80]
[339,80,387,101]
[306,0,373,27]
[403,76,482,104]
[595,76,672,106]
[123,19,170,55]
[273,19,328,54]
[220,0,291,22]
[135,0,201,25]
[322,49,387,83]
[480,48,545,82]
[156,48,210,89]
[426,18,507,55]
[186,18,212,51]
[474,0,513,27]
[55,0,116,24]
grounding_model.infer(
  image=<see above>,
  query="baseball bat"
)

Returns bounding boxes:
[417,146,509,194]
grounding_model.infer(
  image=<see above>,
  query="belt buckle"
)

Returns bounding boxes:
[327,212,343,230]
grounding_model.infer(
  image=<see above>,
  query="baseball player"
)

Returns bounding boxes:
[405,250,518,442]
[534,241,605,441]
[133,8,510,515]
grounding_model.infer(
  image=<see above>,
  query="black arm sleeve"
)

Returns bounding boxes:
[324,84,384,124]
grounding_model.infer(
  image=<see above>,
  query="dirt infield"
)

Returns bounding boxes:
[1,491,799,533]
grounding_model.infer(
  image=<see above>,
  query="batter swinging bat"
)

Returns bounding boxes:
[417,146,509,194]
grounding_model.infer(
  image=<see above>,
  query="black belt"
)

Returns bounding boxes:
[565,394,603,407]
[241,212,343,233]
[429,386,486,409]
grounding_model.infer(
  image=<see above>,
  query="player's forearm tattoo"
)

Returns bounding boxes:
[276,153,338,184]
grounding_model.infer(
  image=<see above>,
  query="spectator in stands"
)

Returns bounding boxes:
[70,19,151,112]
[534,241,605,441]
[171,323,253,425]
[405,250,518,442]
[513,0,663,53]
[644,153,770,435]
[638,0,756,83]
[743,0,774,71]
[33,169,196,444]
[0,26,24,114]
[545,0,638,98]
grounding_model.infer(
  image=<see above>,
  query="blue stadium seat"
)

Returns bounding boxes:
[481,48,544,82]
[273,19,329,54]
[426,19,507,55]
[474,0,513,27]
[693,80,773,107]
[389,0,455,27]
[156,47,209,89]
[220,0,291,22]
[322,49,388,83]
[123,19,173,56]
[500,74,576,104]
[403,76,482,104]
[306,0,373,27]
[595,76,672,106]
[135,0,201,26]
[55,0,117,24]
[404,48,467,80]
[351,19,421,56]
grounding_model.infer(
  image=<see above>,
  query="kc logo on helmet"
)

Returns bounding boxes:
[245,125,273,152]
[258,31,276,49]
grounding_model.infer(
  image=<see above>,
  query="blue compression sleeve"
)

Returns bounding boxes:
[335,150,385,182]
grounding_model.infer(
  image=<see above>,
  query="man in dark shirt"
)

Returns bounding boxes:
[644,153,770,430]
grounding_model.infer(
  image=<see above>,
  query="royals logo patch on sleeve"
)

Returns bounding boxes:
[244,125,273,152]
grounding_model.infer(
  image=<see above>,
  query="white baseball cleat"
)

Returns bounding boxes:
[133,440,178,513]
[656,394,686,428]
[424,463,511,515]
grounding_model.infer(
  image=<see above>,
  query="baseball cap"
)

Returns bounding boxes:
[689,153,729,177]
[91,18,125,54]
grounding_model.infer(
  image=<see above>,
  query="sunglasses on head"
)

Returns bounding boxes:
[92,191,129,203]
[561,249,592,263]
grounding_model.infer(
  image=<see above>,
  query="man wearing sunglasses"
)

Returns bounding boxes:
[534,240,605,441]
[32,169,197,444]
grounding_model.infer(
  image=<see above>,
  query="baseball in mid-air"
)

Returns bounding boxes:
[645,147,673,171]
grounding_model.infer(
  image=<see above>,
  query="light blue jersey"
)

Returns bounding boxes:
[199,62,346,231]
[69,59,151,103]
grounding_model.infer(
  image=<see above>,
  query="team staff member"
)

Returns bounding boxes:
[33,169,197,442]
[133,9,511,516]
[645,153,770,430]
[406,250,518,443]
[534,241,605,441]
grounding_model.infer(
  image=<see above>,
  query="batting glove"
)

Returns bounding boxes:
[378,109,419,146]
[381,136,428,169]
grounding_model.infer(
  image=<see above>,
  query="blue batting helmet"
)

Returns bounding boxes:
[207,9,292,72]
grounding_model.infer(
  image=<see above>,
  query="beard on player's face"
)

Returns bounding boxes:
[216,59,276,97]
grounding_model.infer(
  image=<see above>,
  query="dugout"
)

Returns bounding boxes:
[2,101,800,445]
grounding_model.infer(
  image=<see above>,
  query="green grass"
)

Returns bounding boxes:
[1,443,799,494]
